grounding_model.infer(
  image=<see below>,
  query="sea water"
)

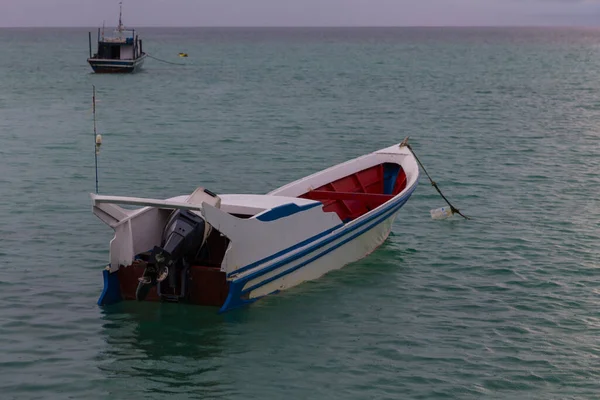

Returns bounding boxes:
[1,27,599,399]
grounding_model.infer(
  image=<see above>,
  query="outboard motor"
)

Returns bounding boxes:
[136,209,209,302]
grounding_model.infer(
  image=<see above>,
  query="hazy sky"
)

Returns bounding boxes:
[1,0,600,27]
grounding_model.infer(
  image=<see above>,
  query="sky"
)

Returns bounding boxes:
[1,0,600,28]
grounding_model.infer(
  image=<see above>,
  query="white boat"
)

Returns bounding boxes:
[92,140,419,312]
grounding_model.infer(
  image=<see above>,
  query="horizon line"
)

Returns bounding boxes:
[1,24,599,29]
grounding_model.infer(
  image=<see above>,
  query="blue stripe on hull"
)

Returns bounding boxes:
[256,202,321,221]
[243,197,409,295]
[219,182,418,313]
[228,223,344,277]
[229,182,418,279]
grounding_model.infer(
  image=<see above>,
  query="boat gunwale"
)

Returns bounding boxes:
[268,146,415,196]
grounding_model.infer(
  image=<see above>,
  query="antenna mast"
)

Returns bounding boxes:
[92,86,102,194]
[118,1,124,34]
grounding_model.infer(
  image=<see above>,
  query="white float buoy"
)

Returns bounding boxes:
[430,206,453,220]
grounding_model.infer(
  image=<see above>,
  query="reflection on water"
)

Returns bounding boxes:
[98,302,240,399]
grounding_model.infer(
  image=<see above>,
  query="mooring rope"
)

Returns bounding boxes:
[146,53,187,66]
[402,138,470,220]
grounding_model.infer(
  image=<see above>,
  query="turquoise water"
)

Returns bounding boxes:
[1,27,600,399]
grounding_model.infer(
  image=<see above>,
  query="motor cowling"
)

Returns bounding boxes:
[136,209,209,301]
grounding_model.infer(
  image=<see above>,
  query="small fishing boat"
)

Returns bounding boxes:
[87,3,146,73]
[92,140,419,312]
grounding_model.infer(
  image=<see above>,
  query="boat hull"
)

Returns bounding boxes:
[88,53,146,73]
[220,186,415,312]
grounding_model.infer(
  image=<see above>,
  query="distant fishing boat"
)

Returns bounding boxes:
[87,2,146,73]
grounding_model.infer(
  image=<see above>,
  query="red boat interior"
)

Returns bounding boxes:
[300,162,407,222]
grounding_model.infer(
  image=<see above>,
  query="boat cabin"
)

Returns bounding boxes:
[92,29,142,61]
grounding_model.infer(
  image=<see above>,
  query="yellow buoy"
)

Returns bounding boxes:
[178,53,188,58]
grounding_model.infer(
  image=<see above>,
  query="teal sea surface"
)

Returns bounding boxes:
[1,27,599,399]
